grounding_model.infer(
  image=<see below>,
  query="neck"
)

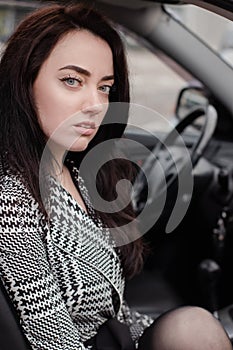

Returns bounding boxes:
[47,140,67,179]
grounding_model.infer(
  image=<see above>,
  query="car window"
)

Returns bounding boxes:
[0,2,37,55]
[166,4,233,68]
[123,34,187,132]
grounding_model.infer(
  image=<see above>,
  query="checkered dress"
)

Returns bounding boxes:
[0,162,153,350]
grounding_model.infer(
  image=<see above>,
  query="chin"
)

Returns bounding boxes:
[69,141,90,153]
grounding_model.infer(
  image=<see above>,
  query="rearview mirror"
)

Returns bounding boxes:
[176,87,209,120]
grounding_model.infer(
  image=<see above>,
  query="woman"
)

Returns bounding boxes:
[0,3,232,350]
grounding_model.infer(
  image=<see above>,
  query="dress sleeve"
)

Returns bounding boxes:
[0,178,88,350]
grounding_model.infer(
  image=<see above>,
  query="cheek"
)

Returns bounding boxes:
[99,104,110,129]
[33,83,70,136]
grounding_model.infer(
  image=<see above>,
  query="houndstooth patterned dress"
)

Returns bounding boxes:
[0,161,153,350]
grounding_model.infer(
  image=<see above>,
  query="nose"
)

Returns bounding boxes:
[82,103,103,117]
[81,88,104,116]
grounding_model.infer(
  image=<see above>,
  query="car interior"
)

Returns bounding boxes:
[1,0,233,348]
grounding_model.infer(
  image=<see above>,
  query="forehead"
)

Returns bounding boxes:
[45,29,113,73]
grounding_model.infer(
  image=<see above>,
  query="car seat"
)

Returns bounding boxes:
[0,278,31,349]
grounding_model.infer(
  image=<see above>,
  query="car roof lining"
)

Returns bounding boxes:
[0,1,39,9]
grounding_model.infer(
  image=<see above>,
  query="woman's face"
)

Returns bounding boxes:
[33,29,114,153]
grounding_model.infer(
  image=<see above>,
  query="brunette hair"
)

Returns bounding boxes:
[0,3,145,277]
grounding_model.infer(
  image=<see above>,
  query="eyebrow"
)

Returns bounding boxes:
[59,65,114,82]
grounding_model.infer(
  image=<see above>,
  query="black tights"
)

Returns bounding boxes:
[138,306,232,350]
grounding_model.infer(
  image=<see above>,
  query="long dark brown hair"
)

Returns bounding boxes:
[0,3,145,278]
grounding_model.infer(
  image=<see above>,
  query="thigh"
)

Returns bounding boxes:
[138,306,232,350]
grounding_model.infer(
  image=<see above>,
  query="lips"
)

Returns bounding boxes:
[74,122,96,129]
[73,121,97,136]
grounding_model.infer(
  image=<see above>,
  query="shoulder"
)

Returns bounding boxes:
[1,169,33,202]
[0,169,43,224]
[0,169,49,255]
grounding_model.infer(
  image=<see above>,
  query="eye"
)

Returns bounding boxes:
[60,76,82,87]
[98,85,113,95]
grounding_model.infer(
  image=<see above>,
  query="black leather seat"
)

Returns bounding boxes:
[0,278,31,350]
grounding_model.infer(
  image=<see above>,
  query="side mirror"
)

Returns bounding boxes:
[176,87,209,120]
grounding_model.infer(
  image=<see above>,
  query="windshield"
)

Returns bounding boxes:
[166,4,233,67]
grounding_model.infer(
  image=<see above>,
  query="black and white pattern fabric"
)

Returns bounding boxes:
[0,161,154,350]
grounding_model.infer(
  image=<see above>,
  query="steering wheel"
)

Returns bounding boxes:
[132,105,218,214]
